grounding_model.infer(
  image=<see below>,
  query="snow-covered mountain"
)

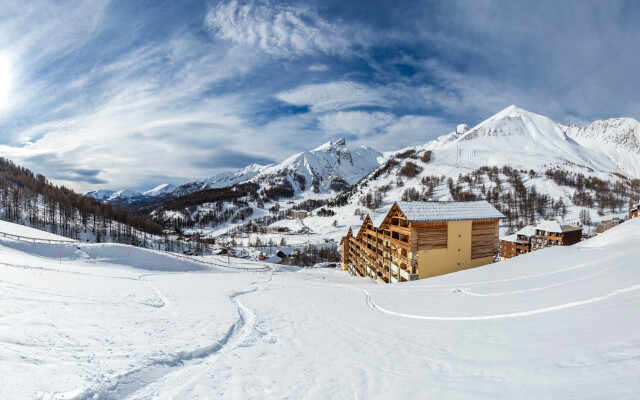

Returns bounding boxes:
[168,138,382,198]
[142,183,177,197]
[85,189,117,201]
[88,138,382,206]
[325,106,640,238]
[246,138,382,194]
[171,163,271,197]
[421,105,639,176]
[563,117,640,178]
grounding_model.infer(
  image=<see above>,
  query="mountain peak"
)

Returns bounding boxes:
[311,138,347,152]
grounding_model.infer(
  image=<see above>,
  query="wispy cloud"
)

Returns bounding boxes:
[205,0,355,57]
[275,81,390,112]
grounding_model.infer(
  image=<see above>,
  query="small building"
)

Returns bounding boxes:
[341,201,504,283]
[596,218,621,235]
[499,224,535,260]
[530,220,582,251]
[291,210,309,219]
[499,234,519,260]
[630,203,640,219]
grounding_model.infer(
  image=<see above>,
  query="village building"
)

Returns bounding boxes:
[596,218,621,235]
[530,220,582,251]
[251,223,290,234]
[341,201,504,283]
[499,225,535,260]
[500,221,582,259]
[630,203,640,219]
[290,210,309,220]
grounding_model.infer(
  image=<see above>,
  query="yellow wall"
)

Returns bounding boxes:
[416,220,494,279]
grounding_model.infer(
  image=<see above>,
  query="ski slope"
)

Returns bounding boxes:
[1,219,639,398]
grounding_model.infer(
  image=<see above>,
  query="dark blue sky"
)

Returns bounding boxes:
[0,0,638,191]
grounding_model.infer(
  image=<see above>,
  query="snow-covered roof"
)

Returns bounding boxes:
[371,213,387,227]
[516,225,537,237]
[395,201,504,222]
[500,234,518,242]
[535,220,562,233]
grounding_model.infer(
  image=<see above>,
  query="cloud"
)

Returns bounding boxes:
[275,81,390,112]
[318,111,395,136]
[318,110,452,150]
[205,0,352,57]
[308,64,329,72]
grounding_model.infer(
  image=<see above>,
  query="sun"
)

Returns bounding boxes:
[0,55,11,103]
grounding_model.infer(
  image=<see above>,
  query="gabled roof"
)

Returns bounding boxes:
[340,227,354,245]
[356,214,373,240]
[394,201,504,222]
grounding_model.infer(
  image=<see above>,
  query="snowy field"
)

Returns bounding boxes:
[1,219,639,399]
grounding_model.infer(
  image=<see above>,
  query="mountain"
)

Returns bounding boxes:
[421,105,637,175]
[325,106,640,238]
[84,107,640,237]
[142,184,177,197]
[90,138,381,206]
[85,189,116,201]
[248,138,382,195]
[168,138,382,199]
[563,117,640,177]
[170,163,271,197]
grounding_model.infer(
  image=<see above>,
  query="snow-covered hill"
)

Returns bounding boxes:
[1,216,639,398]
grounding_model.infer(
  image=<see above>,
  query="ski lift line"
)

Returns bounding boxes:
[0,230,78,244]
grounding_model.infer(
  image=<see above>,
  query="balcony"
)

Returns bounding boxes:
[389,225,410,236]
[389,262,419,282]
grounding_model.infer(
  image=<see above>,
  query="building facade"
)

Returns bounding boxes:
[500,220,582,259]
[341,201,504,283]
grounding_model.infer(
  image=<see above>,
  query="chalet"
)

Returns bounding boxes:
[341,201,504,282]
[530,220,582,251]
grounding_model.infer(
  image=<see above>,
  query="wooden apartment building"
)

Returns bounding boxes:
[340,201,504,283]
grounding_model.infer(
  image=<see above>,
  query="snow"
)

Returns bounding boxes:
[396,200,505,222]
[535,220,563,234]
[142,183,176,197]
[0,220,74,241]
[84,189,116,201]
[516,225,537,237]
[107,189,141,202]
[500,233,518,242]
[1,217,639,398]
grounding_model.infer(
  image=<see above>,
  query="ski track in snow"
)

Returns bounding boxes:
[60,275,269,400]
[349,283,640,321]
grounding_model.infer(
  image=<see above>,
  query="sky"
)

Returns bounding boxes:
[0,0,638,192]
